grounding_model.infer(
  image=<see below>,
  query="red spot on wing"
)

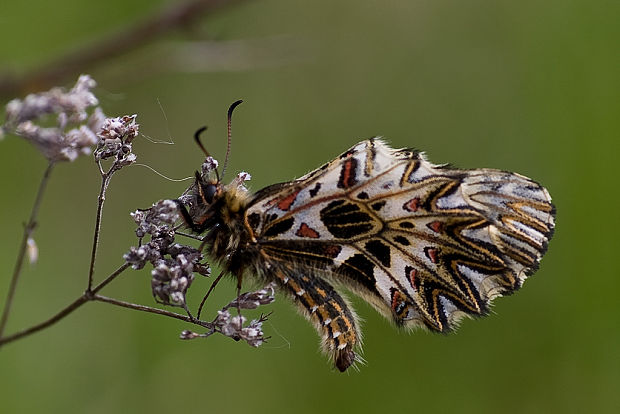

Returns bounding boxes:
[408,268,417,288]
[338,157,358,188]
[425,247,439,264]
[428,220,443,233]
[342,159,353,187]
[323,244,343,258]
[403,197,420,212]
[391,290,403,312]
[296,222,320,238]
[277,190,300,211]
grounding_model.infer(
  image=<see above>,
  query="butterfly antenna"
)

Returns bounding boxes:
[194,125,220,182]
[221,99,243,178]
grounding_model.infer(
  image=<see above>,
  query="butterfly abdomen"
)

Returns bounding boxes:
[259,259,360,372]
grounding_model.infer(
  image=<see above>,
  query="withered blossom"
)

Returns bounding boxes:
[180,297,273,348]
[201,156,219,176]
[232,170,252,188]
[151,253,197,306]
[125,200,208,307]
[94,114,139,171]
[224,283,275,310]
[1,75,104,162]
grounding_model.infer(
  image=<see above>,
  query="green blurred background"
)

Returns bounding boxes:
[1,0,618,412]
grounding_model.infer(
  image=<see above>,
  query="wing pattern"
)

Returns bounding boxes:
[243,139,555,368]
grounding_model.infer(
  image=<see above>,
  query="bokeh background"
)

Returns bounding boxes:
[1,0,618,413]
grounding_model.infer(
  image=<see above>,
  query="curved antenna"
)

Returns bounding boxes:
[194,126,210,156]
[194,126,220,182]
[221,99,243,178]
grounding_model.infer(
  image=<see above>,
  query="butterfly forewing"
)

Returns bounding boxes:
[242,139,554,364]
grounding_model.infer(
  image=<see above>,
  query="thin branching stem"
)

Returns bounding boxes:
[0,262,129,347]
[92,294,214,329]
[86,170,112,291]
[0,261,216,347]
[0,161,55,338]
[92,262,132,294]
[0,295,89,346]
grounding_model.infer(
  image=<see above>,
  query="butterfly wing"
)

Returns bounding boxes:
[244,138,555,367]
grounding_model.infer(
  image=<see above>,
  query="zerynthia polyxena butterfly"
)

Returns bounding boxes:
[176,102,555,372]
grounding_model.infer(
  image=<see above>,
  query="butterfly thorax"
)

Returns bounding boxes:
[178,171,255,277]
[205,184,254,275]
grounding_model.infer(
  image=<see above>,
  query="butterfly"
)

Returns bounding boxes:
[176,102,555,372]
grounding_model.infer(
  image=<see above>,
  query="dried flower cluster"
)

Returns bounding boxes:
[181,283,275,347]
[125,200,208,307]
[94,114,139,172]
[1,74,104,162]
[224,283,276,311]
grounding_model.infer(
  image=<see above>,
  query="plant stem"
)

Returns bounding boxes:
[0,262,128,347]
[0,161,55,338]
[93,294,214,329]
[0,295,89,346]
[0,262,220,347]
[92,262,131,294]
[87,172,112,291]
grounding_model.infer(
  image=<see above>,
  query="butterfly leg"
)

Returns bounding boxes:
[273,266,360,372]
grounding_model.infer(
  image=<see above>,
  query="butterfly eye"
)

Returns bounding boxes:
[204,183,217,204]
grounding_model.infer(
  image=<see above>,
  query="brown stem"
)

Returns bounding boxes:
[0,295,89,346]
[0,0,251,98]
[92,262,132,294]
[0,262,221,347]
[92,294,214,329]
[0,162,55,338]
[0,262,129,347]
[87,173,112,291]
[197,270,225,319]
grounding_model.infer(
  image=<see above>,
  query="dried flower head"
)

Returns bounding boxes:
[223,283,275,310]
[94,114,139,171]
[179,285,275,348]
[129,199,179,240]
[232,171,252,188]
[125,200,209,307]
[151,253,197,306]
[202,156,219,176]
[1,74,104,162]
[216,311,269,347]
[211,309,271,347]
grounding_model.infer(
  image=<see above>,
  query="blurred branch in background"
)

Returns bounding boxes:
[94,35,311,86]
[143,36,309,73]
[0,0,252,99]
